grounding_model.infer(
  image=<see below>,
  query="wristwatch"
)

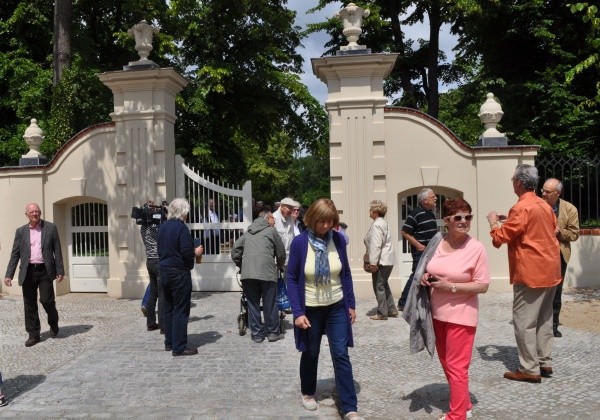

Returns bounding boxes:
[451,284,457,293]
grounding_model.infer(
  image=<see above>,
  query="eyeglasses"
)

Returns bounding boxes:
[540,189,558,194]
[447,214,473,222]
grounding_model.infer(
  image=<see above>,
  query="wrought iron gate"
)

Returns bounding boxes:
[68,202,109,292]
[175,156,252,291]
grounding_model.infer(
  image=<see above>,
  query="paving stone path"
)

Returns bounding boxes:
[1,290,598,419]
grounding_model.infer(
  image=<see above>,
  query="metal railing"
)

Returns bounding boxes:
[536,155,600,224]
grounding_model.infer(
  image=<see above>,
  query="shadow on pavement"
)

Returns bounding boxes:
[476,344,519,370]
[188,330,222,348]
[4,374,46,400]
[188,315,214,323]
[402,382,478,415]
[46,324,93,340]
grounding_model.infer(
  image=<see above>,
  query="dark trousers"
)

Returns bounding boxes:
[399,251,423,308]
[146,258,163,328]
[371,265,396,316]
[160,266,192,353]
[300,301,357,414]
[243,279,278,339]
[552,255,568,329]
[22,265,59,337]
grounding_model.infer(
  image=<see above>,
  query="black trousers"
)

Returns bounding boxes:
[22,265,59,337]
[146,258,163,328]
[552,254,568,328]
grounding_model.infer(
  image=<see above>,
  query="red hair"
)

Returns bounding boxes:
[442,198,472,218]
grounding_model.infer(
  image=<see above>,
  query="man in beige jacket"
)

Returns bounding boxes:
[541,178,579,338]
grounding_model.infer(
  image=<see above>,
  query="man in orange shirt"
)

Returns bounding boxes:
[487,164,561,383]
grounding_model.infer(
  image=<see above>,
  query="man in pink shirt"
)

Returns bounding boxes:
[487,164,561,383]
[4,203,65,347]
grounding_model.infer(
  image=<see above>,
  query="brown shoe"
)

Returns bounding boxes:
[370,314,388,320]
[503,370,541,383]
[388,311,399,317]
[540,367,553,378]
[25,336,40,347]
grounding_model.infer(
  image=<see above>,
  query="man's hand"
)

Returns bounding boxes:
[4,278,12,287]
[294,315,311,329]
[195,245,204,256]
[56,275,64,283]
[414,243,426,252]
[369,264,378,273]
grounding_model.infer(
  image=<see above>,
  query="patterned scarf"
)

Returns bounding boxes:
[307,229,332,286]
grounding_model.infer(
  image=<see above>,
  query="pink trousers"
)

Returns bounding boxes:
[433,318,476,420]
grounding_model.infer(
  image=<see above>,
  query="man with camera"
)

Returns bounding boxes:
[134,201,166,332]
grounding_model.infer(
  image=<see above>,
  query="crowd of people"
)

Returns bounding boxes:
[1,164,579,417]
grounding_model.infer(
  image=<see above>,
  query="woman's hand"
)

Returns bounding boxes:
[295,315,311,329]
[349,308,356,325]
[420,272,435,286]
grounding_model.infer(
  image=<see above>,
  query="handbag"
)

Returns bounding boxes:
[277,274,291,311]
[363,253,371,273]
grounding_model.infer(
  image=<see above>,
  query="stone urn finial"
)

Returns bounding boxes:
[23,119,44,158]
[336,3,370,51]
[478,93,504,138]
[127,20,160,62]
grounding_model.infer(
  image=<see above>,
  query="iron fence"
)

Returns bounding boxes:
[536,155,600,224]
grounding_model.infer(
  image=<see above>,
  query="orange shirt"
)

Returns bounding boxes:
[490,191,561,288]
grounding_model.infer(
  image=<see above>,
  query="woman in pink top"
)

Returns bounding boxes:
[421,198,490,420]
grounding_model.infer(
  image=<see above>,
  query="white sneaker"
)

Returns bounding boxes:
[343,412,364,420]
[439,410,472,420]
[302,395,317,411]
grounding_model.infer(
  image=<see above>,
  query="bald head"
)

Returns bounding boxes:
[25,203,42,227]
[542,178,562,207]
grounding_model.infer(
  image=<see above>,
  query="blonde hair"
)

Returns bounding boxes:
[369,200,388,217]
[303,199,340,231]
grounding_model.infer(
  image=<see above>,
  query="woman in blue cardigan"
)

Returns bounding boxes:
[287,198,362,420]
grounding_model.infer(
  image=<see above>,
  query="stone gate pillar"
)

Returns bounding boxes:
[98,21,188,298]
[312,4,398,295]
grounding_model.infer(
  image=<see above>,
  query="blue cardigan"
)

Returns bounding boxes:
[286,230,356,352]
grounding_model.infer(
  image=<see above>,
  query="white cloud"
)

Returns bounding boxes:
[288,1,458,104]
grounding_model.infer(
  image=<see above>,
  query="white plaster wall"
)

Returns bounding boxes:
[0,125,116,295]
[565,235,600,288]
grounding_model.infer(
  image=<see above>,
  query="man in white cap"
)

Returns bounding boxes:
[273,197,298,267]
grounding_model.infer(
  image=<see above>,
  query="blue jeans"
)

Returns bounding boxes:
[160,266,192,353]
[300,301,357,414]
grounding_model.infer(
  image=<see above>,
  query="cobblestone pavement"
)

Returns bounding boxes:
[1,289,599,419]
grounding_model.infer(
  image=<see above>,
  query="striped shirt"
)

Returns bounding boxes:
[402,206,438,247]
[141,225,159,259]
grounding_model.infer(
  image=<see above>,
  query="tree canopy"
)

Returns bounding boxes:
[0,0,329,204]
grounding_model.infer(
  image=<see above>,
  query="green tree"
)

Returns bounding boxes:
[307,1,468,117]
[450,0,600,156]
[566,2,600,110]
[166,0,328,189]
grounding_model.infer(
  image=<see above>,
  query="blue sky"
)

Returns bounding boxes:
[288,0,457,104]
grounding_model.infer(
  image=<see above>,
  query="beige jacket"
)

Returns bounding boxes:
[364,217,396,266]
[557,198,579,262]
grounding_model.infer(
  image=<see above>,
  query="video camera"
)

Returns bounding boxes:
[131,201,168,226]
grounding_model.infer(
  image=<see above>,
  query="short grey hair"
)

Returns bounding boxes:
[513,164,539,191]
[259,211,272,220]
[417,188,433,205]
[167,198,190,221]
